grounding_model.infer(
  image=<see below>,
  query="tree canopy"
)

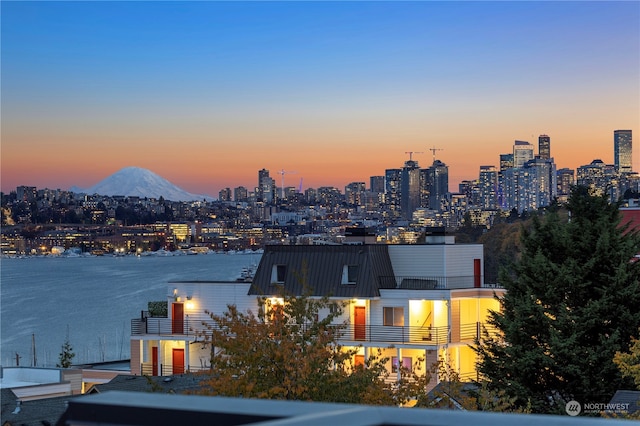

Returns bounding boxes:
[614,330,640,390]
[475,186,640,413]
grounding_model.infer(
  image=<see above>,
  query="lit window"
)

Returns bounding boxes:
[383,307,404,326]
[392,356,412,372]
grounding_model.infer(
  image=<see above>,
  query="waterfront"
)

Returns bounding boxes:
[0,252,260,367]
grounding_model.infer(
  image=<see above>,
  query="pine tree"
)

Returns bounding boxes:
[475,186,640,413]
[57,327,75,368]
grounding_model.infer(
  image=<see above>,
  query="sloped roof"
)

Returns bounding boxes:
[0,374,209,426]
[248,245,396,298]
[609,390,640,415]
[1,387,77,426]
[87,373,207,395]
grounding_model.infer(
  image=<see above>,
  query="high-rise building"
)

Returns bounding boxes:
[234,186,249,202]
[258,169,274,203]
[499,153,514,171]
[16,186,37,202]
[345,182,366,206]
[501,167,529,213]
[614,130,633,174]
[478,165,498,210]
[370,176,385,193]
[513,140,534,168]
[556,168,574,198]
[425,160,449,212]
[458,180,478,206]
[538,135,551,160]
[497,154,513,209]
[577,159,618,199]
[401,159,421,220]
[524,158,557,211]
[219,188,232,201]
[384,169,402,219]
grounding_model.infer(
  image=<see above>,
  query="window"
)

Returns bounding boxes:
[341,265,358,284]
[392,356,412,373]
[383,307,404,326]
[271,265,287,283]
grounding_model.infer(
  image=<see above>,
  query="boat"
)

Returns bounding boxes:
[236,265,256,282]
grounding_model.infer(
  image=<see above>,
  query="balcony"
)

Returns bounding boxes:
[131,311,211,336]
[376,275,502,290]
[132,314,497,347]
[338,322,496,345]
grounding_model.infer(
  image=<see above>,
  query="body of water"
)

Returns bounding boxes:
[0,252,260,367]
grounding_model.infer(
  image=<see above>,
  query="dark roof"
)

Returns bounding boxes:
[609,390,640,415]
[248,245,395,298]
[425,381,480,410]
[0,374,208,426]
[1,388,77,426]
[87,373,207,395]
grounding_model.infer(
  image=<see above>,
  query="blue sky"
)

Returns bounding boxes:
[2,1,639,195]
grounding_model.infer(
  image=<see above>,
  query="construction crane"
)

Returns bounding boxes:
[404,151,424,162]
[428,147,444,163]
[277,169,297,199]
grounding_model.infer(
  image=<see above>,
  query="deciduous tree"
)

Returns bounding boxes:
[614,330,640,389]
[192,290,429,405]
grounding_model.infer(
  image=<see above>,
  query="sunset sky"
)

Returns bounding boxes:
[2,1,638,197]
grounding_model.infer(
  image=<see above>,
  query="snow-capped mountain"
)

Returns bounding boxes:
[71,167,213,201]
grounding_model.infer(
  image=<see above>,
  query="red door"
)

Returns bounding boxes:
[474,258,481,288]
[152,346,158,376]
[172,303,184,334]
[354,306,366,340]
[172,348,185,374]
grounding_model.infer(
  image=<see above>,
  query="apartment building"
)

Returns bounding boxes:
[130,236,503,385]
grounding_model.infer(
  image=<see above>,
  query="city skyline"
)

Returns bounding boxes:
[2,1,639,197]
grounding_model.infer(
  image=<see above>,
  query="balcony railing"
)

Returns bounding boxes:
[131,312,212,336]
[140,362,211,376]
[377,275,503,290]
[132,316,497,346]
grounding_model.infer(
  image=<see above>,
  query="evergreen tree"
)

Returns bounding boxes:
[475,186,640,413]
[57,327,75,368]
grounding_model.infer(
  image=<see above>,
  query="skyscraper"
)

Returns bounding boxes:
[538,135,551,160]
[345,182,366,206]
[614,130,633,174]
[556,168,574,198]
[370,176,385,193]
[426,160,449,211]
[384,168,402,219]
[478,165,498,210]
[499,153,514,171]
[513,140,534,168]
[258,168,274,203]
[401,159,421,220]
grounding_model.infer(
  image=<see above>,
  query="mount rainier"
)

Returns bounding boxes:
[70,167,214,201]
